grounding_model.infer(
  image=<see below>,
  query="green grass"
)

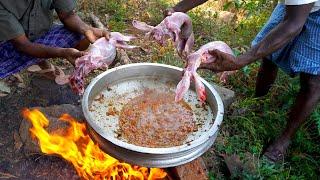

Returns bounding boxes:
[83,0,320,178]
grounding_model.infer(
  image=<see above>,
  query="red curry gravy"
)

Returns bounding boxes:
[119,89,196,147]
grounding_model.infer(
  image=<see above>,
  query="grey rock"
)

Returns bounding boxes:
[0,156,79,179]
[221,153,257,178]
[222,154,243,177]
[0,80,11,94]
[211,84,235,108]
[30,76,80,106]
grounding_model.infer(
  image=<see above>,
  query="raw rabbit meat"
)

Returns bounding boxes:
[132,12,194,57]
[175,41,235,103]
[69,32,137,94]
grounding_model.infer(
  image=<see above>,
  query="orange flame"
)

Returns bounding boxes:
[22,108,166,180]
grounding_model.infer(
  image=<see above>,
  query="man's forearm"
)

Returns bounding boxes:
[237,4,313,66]
[173,0,208,12]
[12,40,65,58]
[237,21,302,66]
[59,11,91,35]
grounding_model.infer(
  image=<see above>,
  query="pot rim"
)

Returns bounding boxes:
[82,63,224,155]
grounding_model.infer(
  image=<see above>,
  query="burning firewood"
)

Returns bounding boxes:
[22,108,167,179]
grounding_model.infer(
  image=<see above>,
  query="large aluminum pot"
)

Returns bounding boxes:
[82,63,224,168]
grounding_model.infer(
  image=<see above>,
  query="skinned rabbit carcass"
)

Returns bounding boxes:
[132,12,194,57]
[69,32,137,95]
[175,41,236,103]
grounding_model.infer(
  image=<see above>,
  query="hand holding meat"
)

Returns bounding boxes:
[163,8,176,17]
[175,41,236,103]
[199,42,240,83]
[84,28,110,43]
[63,48,88,61]
[132,12,194,57]
[199,48,241,72]
[69,32,137,94]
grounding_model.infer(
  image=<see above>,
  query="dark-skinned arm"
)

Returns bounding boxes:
[200,3,314,72]
[164,0,208,16]
[58,11,109,43]
[238,3,314,66]
[10,34,86,60]
[173,0,208,12]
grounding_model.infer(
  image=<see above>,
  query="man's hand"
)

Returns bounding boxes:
[199,49,243,72]
[58,11,110,43]
[62,48,88,65]
[84,27,110,43]
[10,35,88,65]
[63,48,87,59]
[163,8,175,17]
[164,0,209,17]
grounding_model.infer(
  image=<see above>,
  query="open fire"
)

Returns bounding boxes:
[22,108,167,180]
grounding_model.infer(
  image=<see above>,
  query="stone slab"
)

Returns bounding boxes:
[30,76,80,106]
[211,83,235,108]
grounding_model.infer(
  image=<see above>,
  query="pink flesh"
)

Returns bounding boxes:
[69,33,136,95]
[193,73,206,103]
[175,71,191,102]
[55,75,70,85]
[183,33,194,56]
[132,12,194,57]
[175,41,235,102]
[199,41,237,83]
[110,32,136,42]
[198,41,234,63]
[217,71,237,83]
[132,20,155,32]
[175,53,202,102]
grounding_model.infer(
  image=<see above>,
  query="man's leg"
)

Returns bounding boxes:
[264,73,320,161]
[255,58,279,97]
